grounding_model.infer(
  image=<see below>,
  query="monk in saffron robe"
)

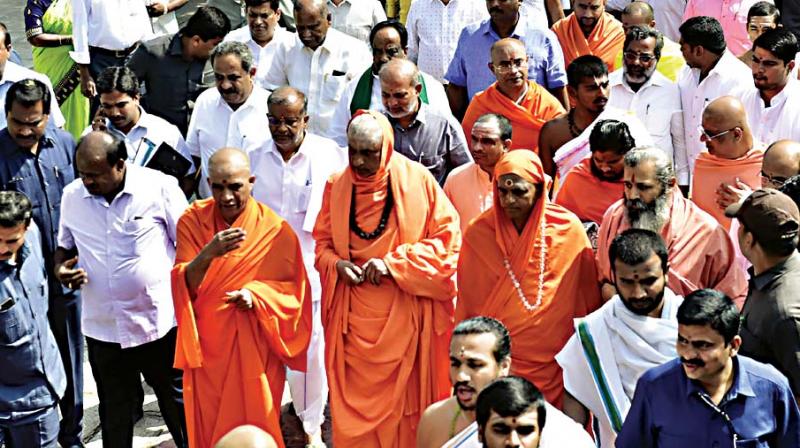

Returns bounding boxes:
[551,0,625,71]
[172,148,312,447]
[596,146,747,303]
[555,119,635,224]
[461,39,565,154]
[313,110,461,446]
[691,97,763,230]
[455,150,602,408]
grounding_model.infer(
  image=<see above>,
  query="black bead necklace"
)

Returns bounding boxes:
[350,177,394,240]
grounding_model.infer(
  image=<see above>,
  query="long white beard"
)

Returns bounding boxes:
[627,192,670,233]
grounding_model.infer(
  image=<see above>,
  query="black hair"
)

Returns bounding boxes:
[679,16,726,56]
[747,1,780,24]
[567,55,607,88]
[623,25,664,61]
[677,289,740,345]
[589,119,636,156]
[245,0,281,12]
[4,78,51,115]
[609,228,668,274]
[182,6,232,41]
[476,377,546,433]
[0,22,10,48]
[76,131,128,166]
[96,66,140,98]
[452,317,511,363]
[369,20,408,49]
[753,28,799,66]
[268,87,308,114]
[0,191,32,228]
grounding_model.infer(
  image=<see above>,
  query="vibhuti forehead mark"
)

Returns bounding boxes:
[459,346,466,359]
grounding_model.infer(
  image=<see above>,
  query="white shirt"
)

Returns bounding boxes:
[327,0,387,43]
[520,0,549,30]
[406,0,488,82]
[606,0,687,42]
[83,107,194,172]
[608,69,685,170]
[57,165,188,348]
[264,29,372,139]
[186,85,271,198]
[741,82,800,145]
[70,0,153,64]
[223,25,295,90]
[329,69,451,146]
[248,133,347,301]
[0,62,65,129]
[677,50,752,184]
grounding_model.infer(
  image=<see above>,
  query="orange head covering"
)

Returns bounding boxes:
[492,151,552,262]
[348,109,395,190]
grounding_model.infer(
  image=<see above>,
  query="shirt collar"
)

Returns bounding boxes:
[328,0,352,7]
[750,252,800,290]
[683,356,755,400]
[0,61,25,84]
[482,16,525,40]
[107,106,150,136]
[266,133,311,159]
[82,162,136,199]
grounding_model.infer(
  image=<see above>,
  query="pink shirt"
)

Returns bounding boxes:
[683,0,769,57]
[443,163,493,232]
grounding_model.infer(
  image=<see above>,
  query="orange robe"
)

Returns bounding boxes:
[313,110,460,447]
[461,81,566,154]
[691,148,764,230]
[443,163,493,232]
[555,157,624,224]
[597,190,748,302]
[172,198,312,448]
[455,151,602,408]
[551,12,625,71]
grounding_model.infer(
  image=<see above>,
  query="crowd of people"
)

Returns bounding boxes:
[3,0,800,447]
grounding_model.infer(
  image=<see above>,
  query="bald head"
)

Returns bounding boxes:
[379,58,420,87]
[701,96,753,159]
[208,147,251,176]
[214,425,278,448]
[207,148,254,223]
[75,131,128,198]
[490,38,526,62]
[268,86,307,113]
[702,96,748,129]
[294,0,327,17]
[763,140,800,188]
[348,114,384,147]
[622,1,654,22]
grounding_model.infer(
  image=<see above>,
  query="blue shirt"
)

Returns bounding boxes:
[0,224,66,415]
[0,127,77,298]
[444,18,567,99]
[616,356,800,448]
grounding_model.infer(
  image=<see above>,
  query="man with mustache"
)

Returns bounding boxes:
[0,80,81,448]
[617,289,800,447]
[738,2,780,69]
[596,146,747,303]
[223,0,295,90]
[186,41,269,199]
[551,0,625,72]
[555,119,635,225]
[741,29,800,145]
[556,229,682,448]
[418,317,595,448]
[691,96,763,230]
[608,25,685,171]
[379,58,471,185]
[248,86,346,447]
[89,66,195,196]
[461,38,566,154]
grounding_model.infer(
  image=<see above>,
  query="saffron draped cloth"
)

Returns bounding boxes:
[596,190,748,302]
[455,151,601,407]
[171,197,312,447]
[551,12,625,71]
[555,158,624,224]
[313,110,461,446]
[691,148,763,230]
[461,80,565,154]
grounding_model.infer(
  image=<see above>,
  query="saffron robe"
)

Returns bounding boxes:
[555,157,624,224]
[551,12,625,72]
[461,80,565,154]
[455,151,602,407]
[172,197,313,447]
[597,190,748,302]
[443,163,493,233]
[313,110,460,447]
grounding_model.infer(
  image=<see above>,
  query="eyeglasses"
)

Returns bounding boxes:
[699,126,737,141]
[494,58,528,72]
[761,170,789,188]
[623,51,656,63]
[372,46,403,58]
[267,115,304,127]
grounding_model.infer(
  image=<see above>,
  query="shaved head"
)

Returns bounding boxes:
[490,38,526,62]
[701,96,753,159]
[214,425,278,448]
[294,0,327,17]
[208,147,251,176]
[379,58,420,87]
[702,96,748,130]
[348,114,384,147]
[763,140,800,188]
[622,1,654,22]
[208,147,255,224]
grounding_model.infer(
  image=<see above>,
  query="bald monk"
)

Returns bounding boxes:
[445,113,511,232]
[313,110,461,446]
[597,146,747,303]
[455,150,602,407]
[691,97,763,230]
[214,425,279,448]
[551,0,625,71]
[172,148,312,447]
[461,39,565,154]
[555,119,636,224]
[612,2,686,81]
[719,140,800,207]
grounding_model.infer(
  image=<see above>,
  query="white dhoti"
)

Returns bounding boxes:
[555,289,682,448]
[287,298,328,435]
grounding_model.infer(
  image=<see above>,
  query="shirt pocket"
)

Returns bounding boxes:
[295,184,312,214]
[122,217,159,257]
[644,108,672,138]
[0,298,31,344]
[322,73,349,103]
